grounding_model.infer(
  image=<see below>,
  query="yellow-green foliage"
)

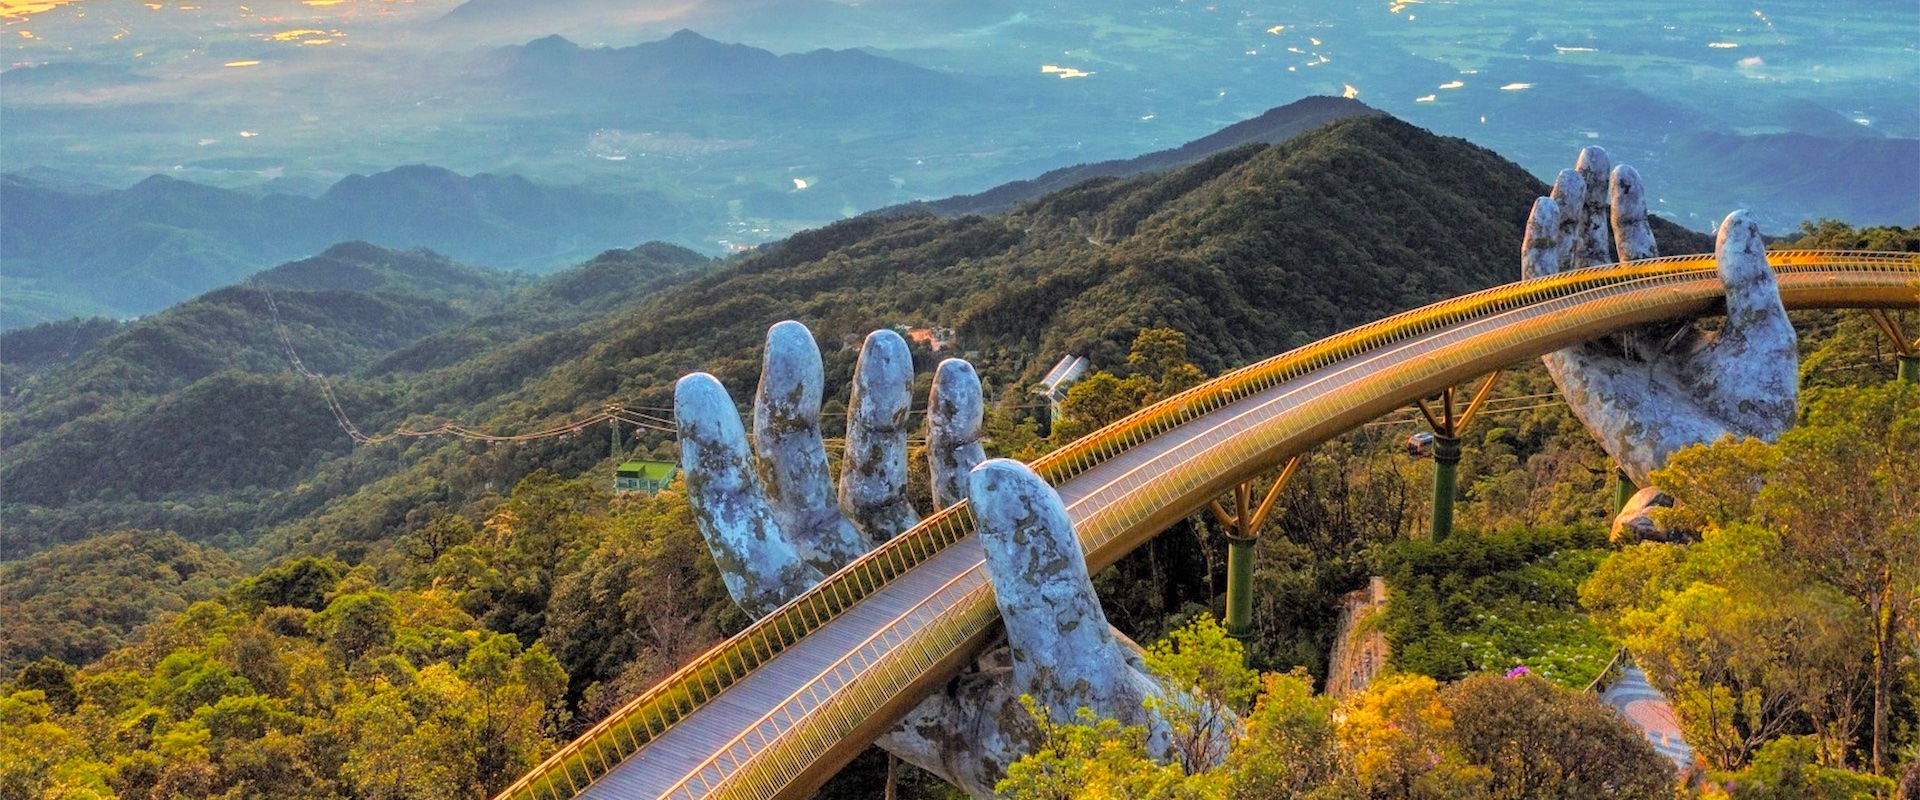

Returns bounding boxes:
[997,618,1673,800]
[1587,382,1919,776]
[0,473,734,799]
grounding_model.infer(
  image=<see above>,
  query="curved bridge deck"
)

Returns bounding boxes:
[500,251,1919,800]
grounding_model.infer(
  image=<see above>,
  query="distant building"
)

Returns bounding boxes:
[1034,355,1090,403]
[1033,354,1091,423]
[614,460,678,494]
[906,326,957,352]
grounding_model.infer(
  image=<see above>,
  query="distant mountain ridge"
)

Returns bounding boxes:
[892,96,1385,217]
[0,166,706,330]
[1664,131,1920,226]
[481,29,970,113]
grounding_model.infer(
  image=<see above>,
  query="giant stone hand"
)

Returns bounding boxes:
[675,322,1174,797]
[1522,147,1798,486]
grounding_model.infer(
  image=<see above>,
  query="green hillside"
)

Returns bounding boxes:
[0,241,708,556]
[1,115,1715,561]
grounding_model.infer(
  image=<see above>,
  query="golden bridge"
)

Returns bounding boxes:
[499,250,1919,800]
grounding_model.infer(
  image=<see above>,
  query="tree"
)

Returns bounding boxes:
[457,634,568,792]
[400,515,477,578]
[1335,674,1482,799]
[1126,328,1206,399]
[1648,435,1778,532]
[1221,669,1346,799]
[231,556,347,612]
[1582,524,1868,770]
[1626,384,1920,774]
[1051,373,1138,442]
[1716,736,1896,800]
[307,591,399,665]
[0,689,113,799]
[540,488,733,707]
[1757,384,1920,775]
[12,657,78,714]
[1439,674,1671,799]
[1144,615,1259,774]
[995,697,1222,800]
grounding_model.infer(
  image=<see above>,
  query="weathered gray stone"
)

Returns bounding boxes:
[1548,168,1586,268]
[1526,151,1799,486]
[970,459,1166,739]
[753,321,866,572]
[1610,165,1658,263]
[1572,146,1615,268]
[1611,487,1685,543]
[1698,213,1799,442]
[927,358,987,509]
[675,373,822,615]
[1522,196,1566,279]
[840,329,920,543]
[1607,164,1662,360]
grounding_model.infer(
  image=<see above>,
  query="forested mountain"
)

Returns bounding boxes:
[0,241,709,556]
[0,531,239,669]
[0,114,1710,562]
[0,167,706,329]
[901,95,1386,217]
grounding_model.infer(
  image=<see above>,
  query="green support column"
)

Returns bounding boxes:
[1212,456,1301,641]
[1429,435,1460,541]
[1899,355,1918,384]
[1224,535,1257,638]
[1615,469,1637,514]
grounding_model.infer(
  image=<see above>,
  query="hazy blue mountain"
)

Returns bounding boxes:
[1663,132,1920,226]
[0,168,708,329]
[479,29,976,120]
[0,62,151,89]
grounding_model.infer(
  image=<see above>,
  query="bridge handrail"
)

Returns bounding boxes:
[495,250,1918,800]
[1584,647,1632,694]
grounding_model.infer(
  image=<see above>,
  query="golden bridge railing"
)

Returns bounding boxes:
[496,250,1918,800]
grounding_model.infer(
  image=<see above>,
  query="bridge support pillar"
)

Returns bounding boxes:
[1209,455,1303,639]
[1429,435,1461,542]
[1224,535,1257,638]
[1414,371,1501,543]
[1867,310,1918,384]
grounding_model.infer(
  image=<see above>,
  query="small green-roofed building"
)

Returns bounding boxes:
[614,460,678,494]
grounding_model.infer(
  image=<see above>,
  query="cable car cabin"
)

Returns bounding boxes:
[613,460,678,495]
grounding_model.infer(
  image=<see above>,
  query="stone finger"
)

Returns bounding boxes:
[753,321,867,571]
[1572,146,1614,268]
[969,459,1146,722]
[1604,164,1669,359]
[1522,196,1565,279]
[840,329,920,543]
[1699,211,1798,439]
[927,358,986,509]
[677,373,821,616]
[1609,165,1658,262]
[1548,168,1585,268]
